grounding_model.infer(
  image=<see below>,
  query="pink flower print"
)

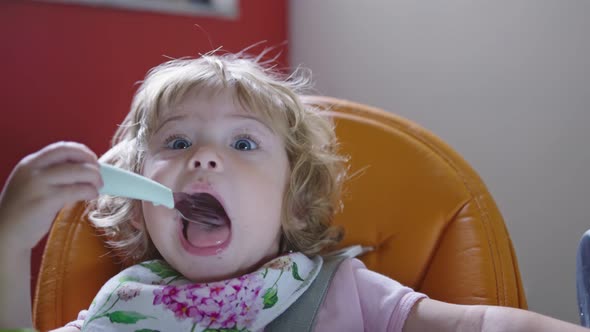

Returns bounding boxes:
[116,284,141,301]
[167,301,189,319]
[238,296,262,327]
[199,297,222,317]
[153,285,180,306]
[186,306,203,321]
[186,284,210,302]
[209,283,225,296]
[151,273,264,329]
[234,277,264,327]
[228,278,242,292]
[221,312,238,328]
[219,283,239,303]
[240,279,263,305]
[206,315,222,329]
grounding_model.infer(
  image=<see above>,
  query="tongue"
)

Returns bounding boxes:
[185,219,230,248]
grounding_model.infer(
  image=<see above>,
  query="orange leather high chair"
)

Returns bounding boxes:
[33,96,527,330]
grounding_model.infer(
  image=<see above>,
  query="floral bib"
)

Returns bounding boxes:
[80,253,321,332]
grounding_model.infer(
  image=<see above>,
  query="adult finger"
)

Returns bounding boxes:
[41,162,103,189]
[51,183,100,206]
[24,141,98,169]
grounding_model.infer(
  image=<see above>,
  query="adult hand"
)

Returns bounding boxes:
[0,141,102,251]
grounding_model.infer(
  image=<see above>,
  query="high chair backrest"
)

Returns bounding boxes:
[33,96,527,331]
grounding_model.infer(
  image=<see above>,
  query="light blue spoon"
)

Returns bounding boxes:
[98,163,224,226]
[98,163,174,208]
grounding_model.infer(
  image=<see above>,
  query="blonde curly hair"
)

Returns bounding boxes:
[88,51,347,264]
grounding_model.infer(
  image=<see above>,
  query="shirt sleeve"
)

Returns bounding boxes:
[314,258,427,332]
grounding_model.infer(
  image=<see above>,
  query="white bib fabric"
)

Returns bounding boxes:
[80,253,322,332]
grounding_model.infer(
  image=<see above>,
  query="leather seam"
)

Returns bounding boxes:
[413,199,471,291]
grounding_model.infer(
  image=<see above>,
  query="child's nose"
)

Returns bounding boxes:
[188,147,224,172]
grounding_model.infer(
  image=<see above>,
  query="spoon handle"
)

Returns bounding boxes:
[98,163,174,209]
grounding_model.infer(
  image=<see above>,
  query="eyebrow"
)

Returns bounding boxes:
[154,114,187,134]
[227,114,276,134]
[154,113,275,134]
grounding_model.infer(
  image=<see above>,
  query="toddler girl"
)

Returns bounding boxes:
[0,52,587,332]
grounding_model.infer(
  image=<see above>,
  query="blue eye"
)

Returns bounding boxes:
[233,137,258,151]
[167,137,192,150]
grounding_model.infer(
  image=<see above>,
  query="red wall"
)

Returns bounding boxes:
[0,0,287,301]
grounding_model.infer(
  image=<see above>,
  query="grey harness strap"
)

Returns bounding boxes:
[266,246,368,332]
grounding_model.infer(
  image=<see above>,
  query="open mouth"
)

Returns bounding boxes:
[178,193,232,253]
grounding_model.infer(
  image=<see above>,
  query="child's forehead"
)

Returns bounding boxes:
[151,87,287,133]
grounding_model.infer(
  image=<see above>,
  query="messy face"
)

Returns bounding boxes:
[140,87,290,282]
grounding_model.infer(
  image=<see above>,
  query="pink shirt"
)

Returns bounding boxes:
[67,258,426,331]
[315,258,426,331]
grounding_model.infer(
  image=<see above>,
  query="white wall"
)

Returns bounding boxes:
[290,0,590,323]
